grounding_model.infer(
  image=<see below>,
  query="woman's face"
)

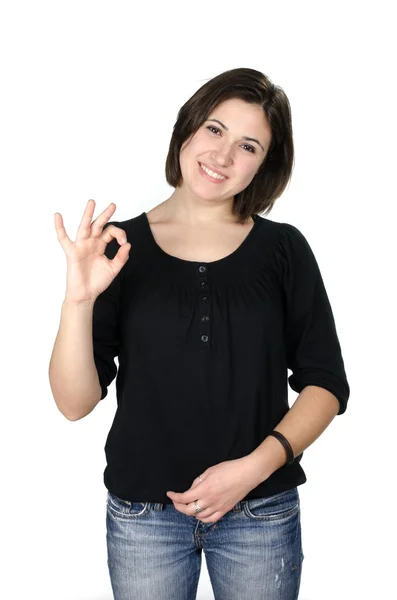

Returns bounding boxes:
[179,98,272,203]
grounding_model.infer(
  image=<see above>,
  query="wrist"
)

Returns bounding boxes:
[245,436,288,485]
[63,297,96,309]
[241,452,272,489]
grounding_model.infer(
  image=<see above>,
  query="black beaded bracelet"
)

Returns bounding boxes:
[267,430,295,465]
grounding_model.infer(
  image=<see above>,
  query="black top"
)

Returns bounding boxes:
[92,211,350,503]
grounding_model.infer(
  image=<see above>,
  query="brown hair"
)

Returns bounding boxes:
[165,67,294,224]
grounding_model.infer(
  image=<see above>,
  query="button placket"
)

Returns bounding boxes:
[197,264,210,347]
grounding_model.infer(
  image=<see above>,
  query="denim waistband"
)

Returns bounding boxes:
[146,501,245,512]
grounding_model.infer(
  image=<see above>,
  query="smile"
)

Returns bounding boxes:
[198,162,228,182]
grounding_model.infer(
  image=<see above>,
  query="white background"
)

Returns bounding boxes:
[1,1,395,598]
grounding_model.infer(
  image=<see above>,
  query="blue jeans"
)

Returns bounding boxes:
[106,486,304,599]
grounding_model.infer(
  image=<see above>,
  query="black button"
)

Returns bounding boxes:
[201,335,209,342]
[201,296,209,303]
[198,265,207,273]
[201,315,209,322]
[200,281,208,288]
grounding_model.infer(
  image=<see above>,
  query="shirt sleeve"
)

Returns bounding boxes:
[92,221,121,400]
[278,223,350,415]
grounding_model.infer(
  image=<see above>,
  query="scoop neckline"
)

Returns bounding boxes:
[141,211,261,266]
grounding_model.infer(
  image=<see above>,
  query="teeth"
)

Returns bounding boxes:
[200,162,226,180]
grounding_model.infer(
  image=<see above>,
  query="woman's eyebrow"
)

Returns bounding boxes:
[206,118,265,152]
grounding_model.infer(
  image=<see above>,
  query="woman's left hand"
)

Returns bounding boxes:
[166,456,260,523]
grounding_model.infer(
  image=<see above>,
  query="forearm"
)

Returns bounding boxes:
[49,299,102,420]
[245,385,340,486]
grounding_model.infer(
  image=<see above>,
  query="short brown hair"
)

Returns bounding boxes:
[165,67,294,224]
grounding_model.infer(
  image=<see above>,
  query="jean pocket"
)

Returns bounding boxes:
[107,491,149,519]
[243,488,300,521]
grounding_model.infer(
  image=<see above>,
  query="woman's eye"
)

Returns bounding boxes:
[207,126,220,135]
[242,144,255,153]
[206,126,255,153]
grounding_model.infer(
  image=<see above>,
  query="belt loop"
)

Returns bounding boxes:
[233,501,243,512]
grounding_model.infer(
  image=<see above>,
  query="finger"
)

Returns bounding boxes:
[190,502,210,519]
[101,224,129,248]
[171,500,192,516]
[54,212,74,254]
[167,485,202,504]
[197,511,222,523]
[191,476,203,487]
[75,200,116,241]
[75,199,97,241]
[172,497,216,521]
[194,508,220,522]
[173,497,211,520]
[90,202,119,237]
[108,242,131,276]
[183,477,201,494]
[181,474,203,493]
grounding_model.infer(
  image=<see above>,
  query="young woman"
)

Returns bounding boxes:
[50,67,350,600]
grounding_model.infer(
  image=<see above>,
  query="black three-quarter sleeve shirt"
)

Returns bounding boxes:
[92,211,350,504]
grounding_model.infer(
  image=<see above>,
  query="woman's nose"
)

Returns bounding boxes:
[212,146,233,166]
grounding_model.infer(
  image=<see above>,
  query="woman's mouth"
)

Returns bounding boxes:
[198,162,228,183]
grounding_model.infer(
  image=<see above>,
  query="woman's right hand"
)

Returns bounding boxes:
[55,199,131,304]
